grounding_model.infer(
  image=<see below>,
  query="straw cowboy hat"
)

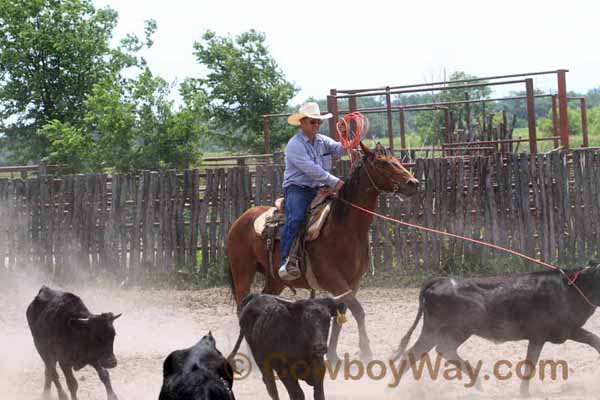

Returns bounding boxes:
[287,102,333,126]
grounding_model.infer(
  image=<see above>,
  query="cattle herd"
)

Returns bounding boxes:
[25,261,600,399]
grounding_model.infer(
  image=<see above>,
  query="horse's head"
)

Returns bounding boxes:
[359,142,419,196]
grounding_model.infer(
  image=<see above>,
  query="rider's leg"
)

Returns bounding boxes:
[278,185,316,280]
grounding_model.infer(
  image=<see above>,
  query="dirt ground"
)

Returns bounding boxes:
[2,274,600,400]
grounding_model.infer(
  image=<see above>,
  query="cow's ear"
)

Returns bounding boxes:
[335,301,348,317]
[162,352,177,378]
[202,331,216,347]
[316,298,347,319]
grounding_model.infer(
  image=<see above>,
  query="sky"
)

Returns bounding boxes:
[94,0,600,105]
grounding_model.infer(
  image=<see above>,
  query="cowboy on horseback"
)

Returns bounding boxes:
[278,102,347,281]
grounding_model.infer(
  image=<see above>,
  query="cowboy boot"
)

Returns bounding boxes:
[278,255,301,281]
[278,237,302,281]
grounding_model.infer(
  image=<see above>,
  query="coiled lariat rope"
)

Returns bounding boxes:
[336,112,369,167]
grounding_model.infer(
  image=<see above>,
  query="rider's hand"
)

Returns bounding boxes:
[333,180,344,196]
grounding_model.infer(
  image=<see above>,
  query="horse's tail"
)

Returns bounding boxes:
[225,259,236,305]
[391,278,437,361]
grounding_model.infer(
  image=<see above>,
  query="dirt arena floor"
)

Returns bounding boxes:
[2,274,600,400]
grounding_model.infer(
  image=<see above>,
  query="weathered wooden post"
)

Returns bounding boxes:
[557,69,569,149]
[525,78,537,154]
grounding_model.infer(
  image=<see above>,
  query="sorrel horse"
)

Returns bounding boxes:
[226,142,419,362]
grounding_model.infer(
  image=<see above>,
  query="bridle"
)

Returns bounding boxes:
[362,157,415,195]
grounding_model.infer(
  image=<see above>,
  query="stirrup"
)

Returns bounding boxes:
[278,257,301,281]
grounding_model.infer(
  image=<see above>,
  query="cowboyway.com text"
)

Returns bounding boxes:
[230,352,570,387]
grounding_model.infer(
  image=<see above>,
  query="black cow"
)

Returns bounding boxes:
[26,286,121,400]
[391,262,600,397]
[159,331,236,400]
[229,293,346,400]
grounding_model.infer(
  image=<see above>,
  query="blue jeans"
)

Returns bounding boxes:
[280,185,317,263]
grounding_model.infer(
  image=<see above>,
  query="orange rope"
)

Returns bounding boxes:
[340,198,598,308]
[337,112,369,166]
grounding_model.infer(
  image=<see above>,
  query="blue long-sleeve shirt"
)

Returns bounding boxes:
[282,130,346,189]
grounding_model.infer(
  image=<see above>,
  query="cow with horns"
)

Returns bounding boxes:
[26,286,122,400]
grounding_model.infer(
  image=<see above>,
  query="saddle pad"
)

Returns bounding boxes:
[253,202,332,242]
[253,207,278,237]
[306,202,331,241]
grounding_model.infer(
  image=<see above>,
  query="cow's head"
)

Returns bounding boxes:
[68,312,121,369]
[160,331,235,400]
[286,298,347,357]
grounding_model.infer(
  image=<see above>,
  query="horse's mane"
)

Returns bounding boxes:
[330,155,366,221]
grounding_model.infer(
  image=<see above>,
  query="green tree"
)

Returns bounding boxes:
[0,0,139,163]
[42,67,206,172]
[38,120,94,172]
[185,29,297,152]
[415,71,492,144]
[586,88,600,108]
[589,106,600,136]
[500,89,554,128]
[539,107,582,138]
[394,93,435,132]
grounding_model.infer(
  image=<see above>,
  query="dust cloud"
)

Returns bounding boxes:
[2,267,600,400]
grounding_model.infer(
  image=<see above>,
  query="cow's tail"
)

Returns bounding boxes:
[391,278,437,361]
[229,329,244,358]
[227,295,254,360]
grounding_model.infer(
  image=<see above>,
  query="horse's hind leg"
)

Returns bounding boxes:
[226,211,264,306]
[229,254,258,307]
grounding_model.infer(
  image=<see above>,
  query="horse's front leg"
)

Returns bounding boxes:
[327,318,343,366]
[345,293,373,362]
